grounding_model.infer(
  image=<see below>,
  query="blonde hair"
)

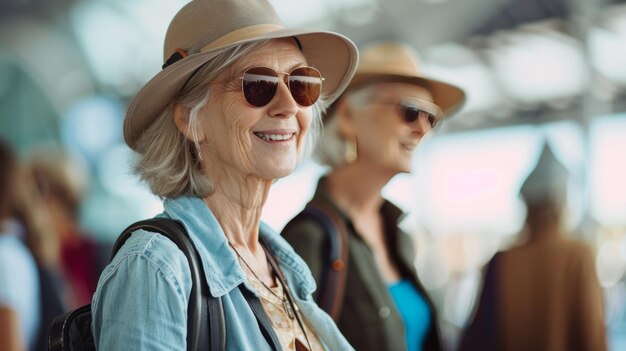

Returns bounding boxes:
[134,40,326,198]
[1,140,60,267]
[28,147,89,216]
[14,166,60,267]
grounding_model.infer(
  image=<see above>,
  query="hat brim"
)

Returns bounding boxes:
[345,73,466,117]
[124,28,358,149]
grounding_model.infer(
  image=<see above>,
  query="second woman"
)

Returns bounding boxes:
[283,41,465,351]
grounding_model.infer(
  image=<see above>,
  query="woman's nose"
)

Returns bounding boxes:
[267,80,299,118]
[412,112,433,135]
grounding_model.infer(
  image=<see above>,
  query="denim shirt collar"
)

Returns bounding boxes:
[162,196,316,298]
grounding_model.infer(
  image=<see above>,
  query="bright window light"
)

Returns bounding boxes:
[489,32,587,104]
[262,160,328,231]
[590,114,626,226]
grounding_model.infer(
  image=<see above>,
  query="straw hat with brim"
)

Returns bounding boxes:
[331,42,465,119]
[123,0,358,150]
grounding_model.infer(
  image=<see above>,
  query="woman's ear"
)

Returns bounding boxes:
[336,99,357,140]
[173,103,206,143]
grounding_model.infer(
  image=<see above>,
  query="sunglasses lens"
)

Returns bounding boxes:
[402,105,437,127]
[428,114,437,127]
[242,67,279,107]
[402,106,419,123]
[288,67,323,107]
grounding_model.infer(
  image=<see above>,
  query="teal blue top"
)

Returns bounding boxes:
[388,279,432,351]
[91,196,353,350]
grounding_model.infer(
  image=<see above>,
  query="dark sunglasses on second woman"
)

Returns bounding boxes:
[240,66,324,107]
[374,99,442,128]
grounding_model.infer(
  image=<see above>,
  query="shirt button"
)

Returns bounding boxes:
[378,306,390,319]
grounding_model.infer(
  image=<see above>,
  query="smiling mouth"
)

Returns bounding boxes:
[401,143,417,151]
[253,132,296,142]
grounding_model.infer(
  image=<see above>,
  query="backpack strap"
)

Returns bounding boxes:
[112,218,225,351]
[294,201,349,320]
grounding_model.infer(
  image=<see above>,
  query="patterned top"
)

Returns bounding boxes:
[241,262,324,351]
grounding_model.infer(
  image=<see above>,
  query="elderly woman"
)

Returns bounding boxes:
[91,0,358,350]
[282,42,465,351]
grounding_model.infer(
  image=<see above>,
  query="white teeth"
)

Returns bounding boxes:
[254,132,294,141]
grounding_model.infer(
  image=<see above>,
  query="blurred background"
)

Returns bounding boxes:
[1,0,625,349]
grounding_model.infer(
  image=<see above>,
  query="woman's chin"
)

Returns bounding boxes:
[256,163,297,181]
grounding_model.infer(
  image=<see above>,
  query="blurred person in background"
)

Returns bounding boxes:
[91,0,359,349]
[0,139,37,351]
[0,139,65,351]
[27,146,110,308]
[458,142,608,351]
[282,41,465,351]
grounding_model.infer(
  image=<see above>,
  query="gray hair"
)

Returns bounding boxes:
[315,86,372,168]
[134,40,326,198]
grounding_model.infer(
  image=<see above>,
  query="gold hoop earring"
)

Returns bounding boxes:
[345,136,357,164]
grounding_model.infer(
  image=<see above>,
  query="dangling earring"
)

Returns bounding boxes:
[345,136,357,164]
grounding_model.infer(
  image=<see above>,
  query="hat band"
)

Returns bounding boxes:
[199,23,285,53]
[357,66,423,77]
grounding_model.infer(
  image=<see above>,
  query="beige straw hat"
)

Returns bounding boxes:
[124,0,358,150]
[342,41,465,117]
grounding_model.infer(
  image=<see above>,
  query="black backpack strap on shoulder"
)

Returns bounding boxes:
[112,218,225,351]
[297,201,349,320]
[48,218,225,351]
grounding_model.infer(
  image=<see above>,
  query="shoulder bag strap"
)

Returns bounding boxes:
[301,201,350,320]
[112,218,225,351]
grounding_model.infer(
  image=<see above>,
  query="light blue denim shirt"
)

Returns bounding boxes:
[92,196,353,350]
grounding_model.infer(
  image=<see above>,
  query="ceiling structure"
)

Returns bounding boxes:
[1,0,626,144]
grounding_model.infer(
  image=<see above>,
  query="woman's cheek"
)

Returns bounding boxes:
[297,110,313,150]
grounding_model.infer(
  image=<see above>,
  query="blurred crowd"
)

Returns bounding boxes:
[0,141,110,350]
[0,132,613,351]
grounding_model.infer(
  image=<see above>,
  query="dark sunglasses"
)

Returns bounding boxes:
[240,66,324,107]
[373,99,442,128]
